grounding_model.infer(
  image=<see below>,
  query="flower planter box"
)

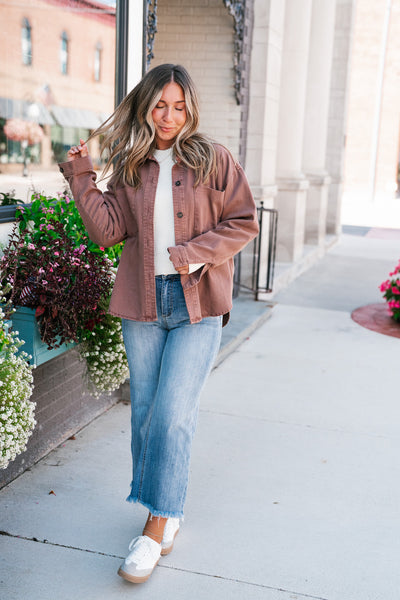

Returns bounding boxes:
[0,203,31,224]
[11,306,76,367]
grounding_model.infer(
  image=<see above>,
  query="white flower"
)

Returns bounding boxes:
[78,312,128,397]
[0,292,35,469]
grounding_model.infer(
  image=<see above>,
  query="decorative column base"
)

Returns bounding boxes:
[251,184,278,207]
[305,173,331,245]
[276,177,309,262]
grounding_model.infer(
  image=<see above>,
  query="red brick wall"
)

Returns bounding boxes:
[1,0,115,113]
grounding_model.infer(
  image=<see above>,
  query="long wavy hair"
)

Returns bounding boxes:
[90,64,217,188]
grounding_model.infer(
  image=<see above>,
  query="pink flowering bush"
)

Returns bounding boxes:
[0,219,113,349]
[3,119,43,145]
[0,193,128,395]
[16,192,123,267]
[380,259,400,322]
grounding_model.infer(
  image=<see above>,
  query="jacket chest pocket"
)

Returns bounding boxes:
[193,185,225,235]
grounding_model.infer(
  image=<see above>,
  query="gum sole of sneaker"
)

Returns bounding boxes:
[117,561,159,584]
[160,527,180,556]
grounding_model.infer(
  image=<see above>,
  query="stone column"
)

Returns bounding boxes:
[245,0,286,288]
[302,0,336,246]
[275,0,313,262]
[246,0,285,205]
[326,0,357,235]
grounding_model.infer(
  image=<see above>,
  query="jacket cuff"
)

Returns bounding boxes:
[58,156,94,178]
[168,245,189,268]
[181,263,210,290]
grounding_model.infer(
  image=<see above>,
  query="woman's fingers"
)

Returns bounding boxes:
[67,139,89,161]
[79,139,89,157]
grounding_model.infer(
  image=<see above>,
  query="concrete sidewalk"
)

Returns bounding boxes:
[1,228,400,600]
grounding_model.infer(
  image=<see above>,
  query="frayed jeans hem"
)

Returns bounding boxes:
[126,494,184,519]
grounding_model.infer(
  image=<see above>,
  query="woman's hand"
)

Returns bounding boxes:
[67,138,89,161]
[176,265,189,275]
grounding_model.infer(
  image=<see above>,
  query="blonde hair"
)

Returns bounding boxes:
[90,64,217,188]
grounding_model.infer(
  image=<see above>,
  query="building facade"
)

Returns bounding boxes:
[0,0,362,487]
[135,0,356,290]
[0,0,115,170]
[1,0,358,283]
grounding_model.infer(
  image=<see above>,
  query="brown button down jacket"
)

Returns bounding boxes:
[59,144,259,326]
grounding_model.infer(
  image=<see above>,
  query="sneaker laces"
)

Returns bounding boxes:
[126,536,159,564]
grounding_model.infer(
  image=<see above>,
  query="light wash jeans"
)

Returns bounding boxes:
[122,274,222,518]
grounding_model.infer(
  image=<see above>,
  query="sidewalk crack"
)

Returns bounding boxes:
[158,563,330,599]
[0,530,123,560]
[199,408,395,440]
[1,530,329,599]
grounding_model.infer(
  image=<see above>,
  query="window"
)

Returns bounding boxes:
[21,18,32,65]
[60,31,69,75]
[94,42,102,82]
[2,1,116,171]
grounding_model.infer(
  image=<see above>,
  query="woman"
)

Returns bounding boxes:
[60,64,258,583]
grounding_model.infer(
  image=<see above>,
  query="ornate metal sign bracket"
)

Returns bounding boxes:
[143,0,245,104]
[222,0,245,105]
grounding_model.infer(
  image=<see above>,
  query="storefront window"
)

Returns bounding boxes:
[0,0,116,194]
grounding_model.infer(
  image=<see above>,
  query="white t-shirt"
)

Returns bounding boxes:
[153,147,204,275]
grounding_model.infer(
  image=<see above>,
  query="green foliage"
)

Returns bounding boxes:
[1,190,127,398]
[16,192,124,267]
[1,220,113,348]
[0,190,24,206]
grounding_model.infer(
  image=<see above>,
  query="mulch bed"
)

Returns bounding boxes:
[351,303,400,339]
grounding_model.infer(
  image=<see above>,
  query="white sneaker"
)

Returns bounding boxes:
[161,518,180,556]
[118,535,161,583]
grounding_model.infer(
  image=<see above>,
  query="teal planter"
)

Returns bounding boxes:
[10,307,76,367]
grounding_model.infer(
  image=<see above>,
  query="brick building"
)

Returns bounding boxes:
[1,0,361,274]
[0,0,115,170]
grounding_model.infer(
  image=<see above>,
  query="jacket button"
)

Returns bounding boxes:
[175,180,181,186]
[177,211,183,218]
